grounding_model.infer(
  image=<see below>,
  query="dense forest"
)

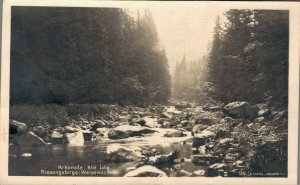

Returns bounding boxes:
[173,10,288,108]
[10,7,171,106]
[208,10,288,107]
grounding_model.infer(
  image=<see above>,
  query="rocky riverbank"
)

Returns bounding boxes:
[9,101,288,177]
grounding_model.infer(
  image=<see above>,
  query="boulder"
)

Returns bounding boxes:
[160,112,173,119]
[16,131,46,146]
[9,120,27,135]
[254,117,265,123]
[108,129,128,139]
[51,130,64,144]
[175,169,192,177]
[108,125,156,139]
[123,165,167,177]
[180,120,190,127]
[192,124,209,134]
[164,130,185,137]
[223,101,259,119]
[65,131,84,145]
[65,126,81,133]
[161,122,171,128]
[148,152,178,166]
[33,126,47,137]
[21,153,32,157]
[105,144,145,162]
[131,118,146,127]
[258,109,271,117]
[193,169,206,176]
[91,120,107,131]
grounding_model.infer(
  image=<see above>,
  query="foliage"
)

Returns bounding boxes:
[208,10,288,107]
[10,7,171,106]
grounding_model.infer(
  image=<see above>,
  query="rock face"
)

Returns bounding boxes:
[123,165,167,177]
[105,144,145,162]
[16,131,46,146]
[9,120,27,135]
[223,101,258,119]
[108,125,156,139]
[65,131,84,145]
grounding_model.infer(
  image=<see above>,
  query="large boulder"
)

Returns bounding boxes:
[148,152,178,166]
[51,130,64,144]
[16,131,46,146]
[9,120,27,135]
[105,144,145,162]
[65,131,84,145]
[91,120,107,131]
[108,125,156,139]
[223,101,258,119]
[164,130,185,137]
[65,126,81,133]
[123,165,167,177]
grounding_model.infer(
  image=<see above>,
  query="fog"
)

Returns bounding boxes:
[150,6,225,73]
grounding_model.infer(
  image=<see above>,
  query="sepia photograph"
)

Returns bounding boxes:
[0,1,299,185]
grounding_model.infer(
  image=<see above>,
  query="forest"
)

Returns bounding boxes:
[173,10,288,108]
[10,7,170,106]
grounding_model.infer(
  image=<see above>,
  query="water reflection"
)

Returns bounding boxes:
[9,141,204,176]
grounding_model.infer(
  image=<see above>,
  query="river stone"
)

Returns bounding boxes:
[164,130,185,137]
[148,152,178,166]
[65,131,84,145]
[175,169,192,177]
[192,124,209,134]
[91,120,107,131]
[108,125,156,139]
[51,130,64,144]
[258,109,271,117]
[108,129,128,139]
[193,169,206,176]
[160,112,173,119]
[123,165,167,177]
[223,101,259,119]
[105,144,145,162]
[9,120,27,135]
[65,126,81,133]
[254,117,265,123]
[33,126,47,137]
[16,131,46,146]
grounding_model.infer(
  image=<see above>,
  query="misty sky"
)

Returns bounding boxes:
[131,6,226,74]
[151,7,225,73]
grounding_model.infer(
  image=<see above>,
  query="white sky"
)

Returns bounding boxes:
[140,6,226,73]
